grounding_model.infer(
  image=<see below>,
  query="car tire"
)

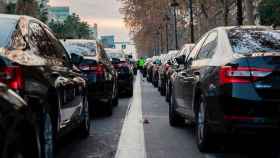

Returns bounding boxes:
[127,88,133,97]
[105,99,113,116]
[165,82,170,102]
[196,95,213,152]
[169,90,185,127]
[79,97,90,138]
[113,94,119,106]
[39,109,55,158]
[3,124,40,158]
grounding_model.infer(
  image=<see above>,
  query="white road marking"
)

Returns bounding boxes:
[115,74,147,158]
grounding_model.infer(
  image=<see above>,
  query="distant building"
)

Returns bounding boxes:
[48,6,70,23]
[101,35,115,48]
[0,0,6,13]
[89,24,98,40]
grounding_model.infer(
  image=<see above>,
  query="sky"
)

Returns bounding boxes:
[49,0,130,42]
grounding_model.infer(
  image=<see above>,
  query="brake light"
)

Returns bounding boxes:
[219,66,272,85]
[0,66,24,90]
[95,64,105,77]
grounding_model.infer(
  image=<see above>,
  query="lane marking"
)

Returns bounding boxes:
[115,74,147,158]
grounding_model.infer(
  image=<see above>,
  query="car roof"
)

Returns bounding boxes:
[0,14,21,21]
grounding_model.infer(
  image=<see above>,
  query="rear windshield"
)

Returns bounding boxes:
[107,52,124,59]
[0,18,17,47]
[227,29,280,54]
[64,41,97,56]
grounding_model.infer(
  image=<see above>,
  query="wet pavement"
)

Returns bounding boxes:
[57,74,280,158]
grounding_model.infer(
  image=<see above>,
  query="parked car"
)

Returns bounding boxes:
[170,26,280,152]
[0,14,90,158]
[158,50,179,96]
[106,48,134,97]
[0,83,40,158]
[63,40,118,115]
[152,57,162,87]
[145,58,154,82]
[165,45,194,102]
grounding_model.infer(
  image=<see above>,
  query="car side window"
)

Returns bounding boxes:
[29,22,56,58]
[43,27,71,66]
[186,34,208,63]
[196,31,218,60]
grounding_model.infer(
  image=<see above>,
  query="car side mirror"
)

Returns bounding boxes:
[185,57,193,68]
[175,56,185,65]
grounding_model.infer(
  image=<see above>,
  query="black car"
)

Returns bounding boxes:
[106,48,134,97]
[0,14,90,158]
[63,40,119,115]
[0,83,39,158]
[170,26,280,152]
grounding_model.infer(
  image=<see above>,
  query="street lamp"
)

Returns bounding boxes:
[171,0,179,50]
[163,14,170,53]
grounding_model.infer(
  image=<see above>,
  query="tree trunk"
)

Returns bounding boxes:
[223,0,229,26]
[236,0,243,25]
[244,0,255,25]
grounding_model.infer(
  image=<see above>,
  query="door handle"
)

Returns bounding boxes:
[183,77,195,82]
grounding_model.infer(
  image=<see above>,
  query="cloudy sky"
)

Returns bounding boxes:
[49,0,130,42]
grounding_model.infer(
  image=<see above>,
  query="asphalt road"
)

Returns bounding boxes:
[57,74,280,158]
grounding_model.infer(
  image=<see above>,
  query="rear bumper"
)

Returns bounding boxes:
[118,77,133,93]
[87,81,113,103]
[206,95,280,134]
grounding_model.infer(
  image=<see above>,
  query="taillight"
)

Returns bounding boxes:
[0,66,24,90]
[95,64,105,77]
[219,66,272,85]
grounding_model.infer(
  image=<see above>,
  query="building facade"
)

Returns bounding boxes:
[48,6,70,23]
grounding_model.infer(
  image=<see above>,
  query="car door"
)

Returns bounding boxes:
[99,44,114,100]
[183,31,218,118]
[44,25,84,128]
[173,47,188,110]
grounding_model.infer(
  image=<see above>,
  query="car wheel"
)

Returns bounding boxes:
[79,97,90,138]
[196,95,213,152]
[127,88,133,97]
[113,93,119,106]
[169,90,185,126]
[165,82,170,102]
[105,98,113,116]
[39,110,54,158]
[3,126,39,158]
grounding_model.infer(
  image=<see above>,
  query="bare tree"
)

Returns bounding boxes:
[244,0,255,25]
[16,0,38,18]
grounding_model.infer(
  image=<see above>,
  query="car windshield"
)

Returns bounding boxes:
[228,29,280,54]
[63,40,97,56]
[106,50,125,59]
[63,44,91,56]
[0,18,17,47]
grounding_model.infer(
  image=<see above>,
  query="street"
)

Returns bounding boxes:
[56,74,280,158]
